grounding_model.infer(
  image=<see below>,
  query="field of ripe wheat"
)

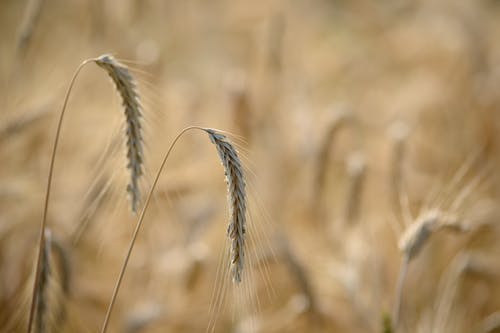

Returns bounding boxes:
[2,0,500,332]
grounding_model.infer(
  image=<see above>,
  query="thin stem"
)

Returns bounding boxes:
[27,58,94,333]
[392,255,410,330]
[100,126,206,333]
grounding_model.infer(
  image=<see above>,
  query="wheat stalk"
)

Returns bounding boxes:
[100,127,248,332]
[95,54,144,213]
[28,54,143,333]
[27,58,93,333]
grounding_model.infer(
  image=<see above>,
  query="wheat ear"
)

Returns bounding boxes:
[101,127,248,332]
[206,129,247,283]
[95,54,144,213]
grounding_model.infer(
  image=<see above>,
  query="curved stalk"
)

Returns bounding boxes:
[100,126,205,333]
[27,58,95,333]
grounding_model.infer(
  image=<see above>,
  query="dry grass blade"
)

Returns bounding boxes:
[206,129,247,283]
[95,54,144,213]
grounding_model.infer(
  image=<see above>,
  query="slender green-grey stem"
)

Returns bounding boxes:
[100,126,205,333]
[27,58,94,333]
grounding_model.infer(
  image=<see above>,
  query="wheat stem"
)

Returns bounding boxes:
[100,127,248,332]
[100,126,203,333]
[27,58,94,333]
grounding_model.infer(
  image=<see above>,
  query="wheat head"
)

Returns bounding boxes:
[205,129,247,283]
[95,54,143,213]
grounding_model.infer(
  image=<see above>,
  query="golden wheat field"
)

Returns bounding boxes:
[2,0,500,332]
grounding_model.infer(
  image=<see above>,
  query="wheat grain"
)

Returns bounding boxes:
[205,129,247,283]
[95,54,143,213]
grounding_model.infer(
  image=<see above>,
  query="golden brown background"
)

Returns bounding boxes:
[2,0,500,332]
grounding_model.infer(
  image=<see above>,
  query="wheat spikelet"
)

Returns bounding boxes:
[205,129,247,283]
[95,54,143,213]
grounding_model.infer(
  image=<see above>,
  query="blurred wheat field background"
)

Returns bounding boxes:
[2,0,500,332]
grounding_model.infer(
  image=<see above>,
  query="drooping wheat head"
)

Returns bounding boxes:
[95,54,143,213]
[205,129,247,283]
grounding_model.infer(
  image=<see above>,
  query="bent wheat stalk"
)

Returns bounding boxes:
[28,55,144,333]
[100,127,247,333]
[27,58,93,333]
